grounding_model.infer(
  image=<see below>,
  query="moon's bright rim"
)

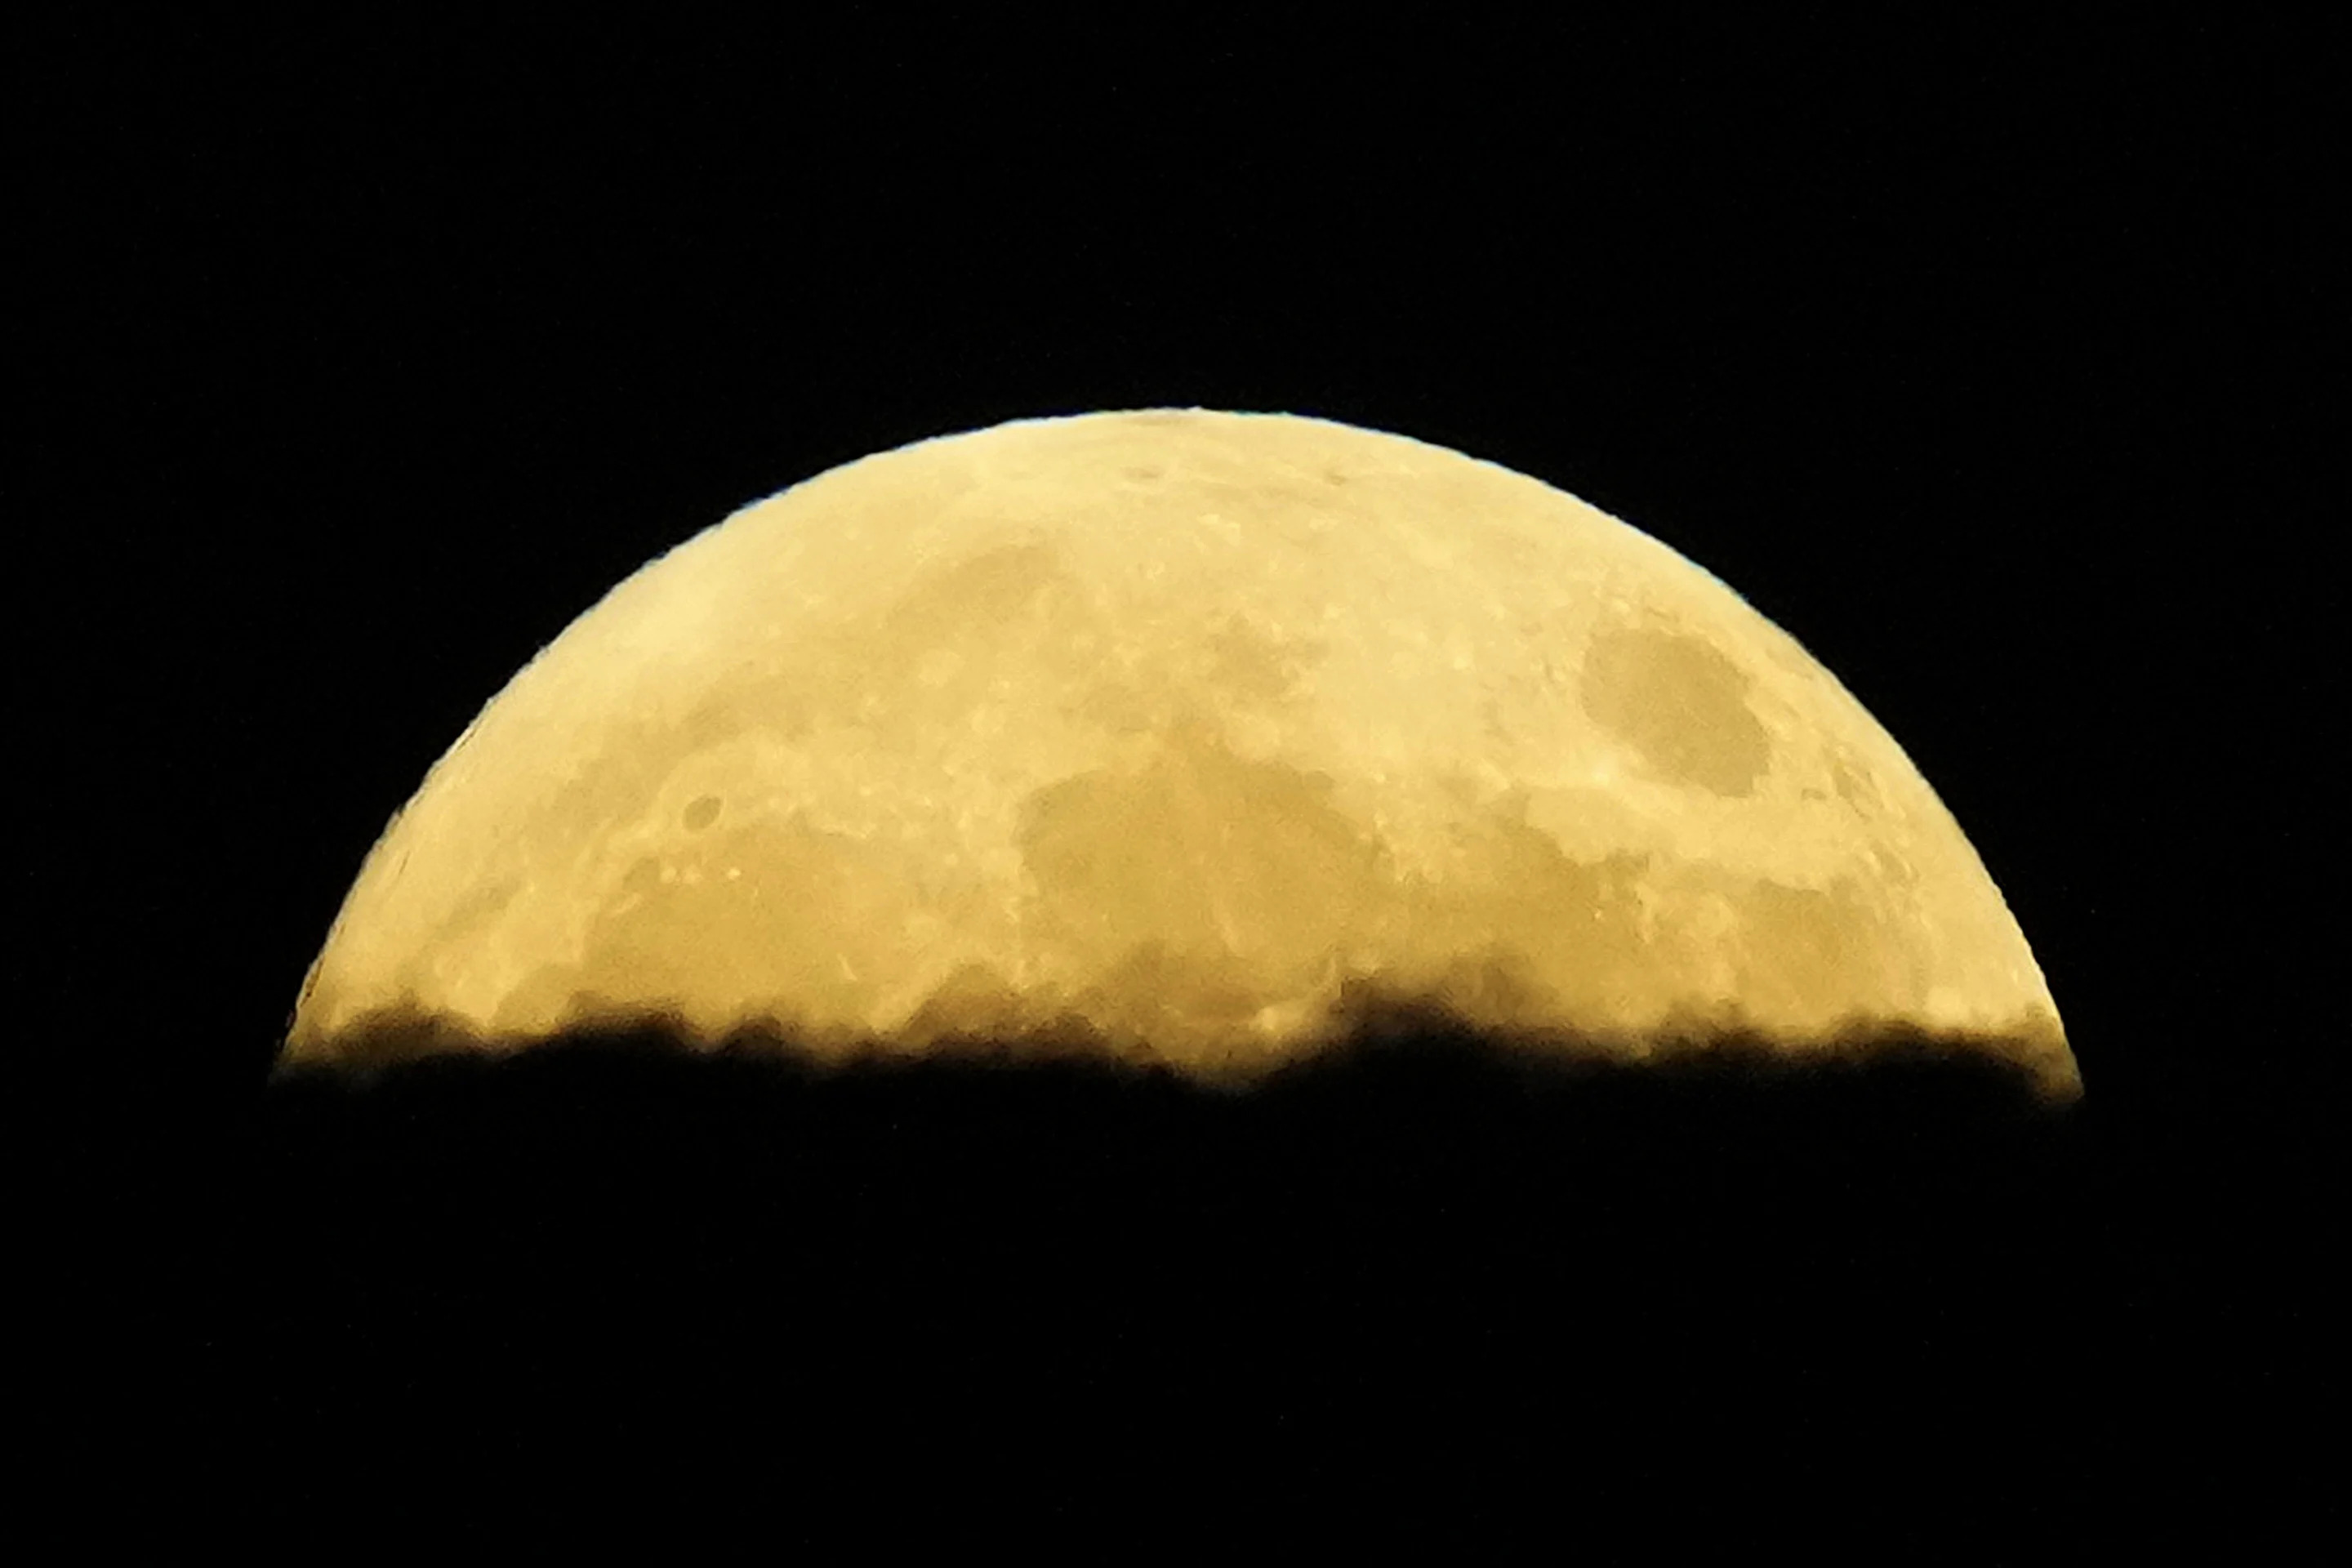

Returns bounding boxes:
[289,410,2074,1096]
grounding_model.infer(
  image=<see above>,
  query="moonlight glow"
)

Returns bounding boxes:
[287,410,2074,1096]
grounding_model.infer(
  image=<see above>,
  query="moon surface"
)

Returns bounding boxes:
[288,410,2074,1096]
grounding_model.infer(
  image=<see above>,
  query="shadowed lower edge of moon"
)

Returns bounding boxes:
[289,978,2079,1105]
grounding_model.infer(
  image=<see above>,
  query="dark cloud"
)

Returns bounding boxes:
[38,986,2322,1548]
[71,1013,2087,1512]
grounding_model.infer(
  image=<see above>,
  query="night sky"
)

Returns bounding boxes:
[23,13,2332,1552]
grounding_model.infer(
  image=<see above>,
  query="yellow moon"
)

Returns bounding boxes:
[287,410,2075,1097]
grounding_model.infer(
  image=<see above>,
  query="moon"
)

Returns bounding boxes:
[287,409,2075,1097]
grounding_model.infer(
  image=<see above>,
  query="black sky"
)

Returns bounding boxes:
[19,11,2335,1552]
